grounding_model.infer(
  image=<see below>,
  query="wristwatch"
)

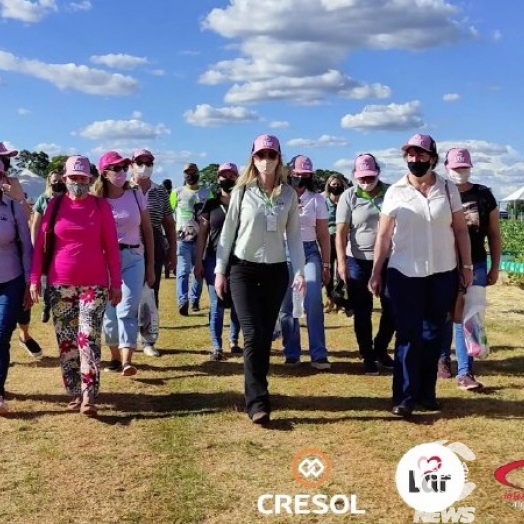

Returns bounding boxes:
[462,264,474,270]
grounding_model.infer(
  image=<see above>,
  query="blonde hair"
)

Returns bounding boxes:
[322,173,349,196]
[236,154,289,198]
[92,172,132,197]
[44,169,63,197]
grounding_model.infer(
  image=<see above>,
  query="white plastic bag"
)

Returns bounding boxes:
[138,284,159,345]
[462,285,489,359]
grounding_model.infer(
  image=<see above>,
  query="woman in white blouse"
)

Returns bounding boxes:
[215,134,305,425]
[369,134,472,418]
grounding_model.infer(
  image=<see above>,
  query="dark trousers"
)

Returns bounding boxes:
[229,258,289,417]
[347,257,395,361]
[325,234,337,298]
[387,267,457,407]
[0,275,25,396]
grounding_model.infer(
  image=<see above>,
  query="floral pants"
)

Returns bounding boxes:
[50,285,108,397]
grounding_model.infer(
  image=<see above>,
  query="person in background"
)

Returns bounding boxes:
[279,155,331,370]
[172,163,211,316]
[31,168,67,324]
[439,147,501,390]
[194,163,242,361]
[369,134,472,418]
[30,155,122,417]
[215,134,305,425]
[336,154,395,375]
[0,142,43,359]
[322,174,349,313]
[94,151,155,376]
[131,149,176,357]
[0,157,33,414]
[161,178,174,278]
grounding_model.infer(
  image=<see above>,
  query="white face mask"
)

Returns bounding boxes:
[254,158,278,175]
[134,165,153,179]
[448,168,471,185]
[357,179,379,193]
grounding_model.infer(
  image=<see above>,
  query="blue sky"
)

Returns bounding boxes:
[1,0,522,201]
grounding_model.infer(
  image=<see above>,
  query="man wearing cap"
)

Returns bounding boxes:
[172,163,211,316]
[1,142,44,361]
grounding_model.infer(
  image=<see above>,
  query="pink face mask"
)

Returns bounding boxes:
[108,172,127,187]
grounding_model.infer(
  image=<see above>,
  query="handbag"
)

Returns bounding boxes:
[219,186,246,309]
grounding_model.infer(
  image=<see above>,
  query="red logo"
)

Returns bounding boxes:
[494,460,524,490]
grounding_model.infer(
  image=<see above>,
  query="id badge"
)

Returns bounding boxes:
[266,213,277,231]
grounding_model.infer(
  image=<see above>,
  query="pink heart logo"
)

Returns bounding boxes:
[418,456,442,475]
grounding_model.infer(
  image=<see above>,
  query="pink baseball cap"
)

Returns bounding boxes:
[0,142,18,157]
[353,154,380,178]
[446,148,473,169]
[132,149,154,161]
[401,134,437,154]
[98,151,131,172]
[252,134,281,154]
[64,155,92,177]
[291,155,314,174]
[218,162,238,175]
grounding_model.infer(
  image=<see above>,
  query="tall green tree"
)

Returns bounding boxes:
[198,163,220,194]
[47,155,68,175]
[15,150,50,178]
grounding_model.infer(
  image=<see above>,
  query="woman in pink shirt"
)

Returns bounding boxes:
[30,155,121,417]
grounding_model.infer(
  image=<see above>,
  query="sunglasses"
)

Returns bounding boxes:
[107,165,129,173]
[135,160,154,167]
[254,150,279,161]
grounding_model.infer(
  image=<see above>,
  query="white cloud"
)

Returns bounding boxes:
[0,50,138,95]
[90,54,148,70]
[0,0,57,23]
[34,142,63,156]
[150,69,166,76]
[184,104,260,127]
[78,119,171,140]
[493,29,502,41]
[287,135,348,148]
[131,111,142,119]
[68,1,91,12]
[17,107,31,115]
[269,121,290,129]
[341,100,424,131]
[202,0,473,104]
[443,93,460,102]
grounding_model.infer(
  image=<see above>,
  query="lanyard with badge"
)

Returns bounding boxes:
[257,181,278,231]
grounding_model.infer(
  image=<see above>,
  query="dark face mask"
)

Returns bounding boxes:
[218,178,235,193]
[407,161,432,178]
[291,176,310,189]
[51,181,66,193]
[328,185,344,196]
[185,174,199,186]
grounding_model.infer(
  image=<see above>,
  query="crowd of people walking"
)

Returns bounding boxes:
[0,133,501,423]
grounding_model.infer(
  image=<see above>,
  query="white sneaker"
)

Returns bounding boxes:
[0,396,9,415]
[143,345,160,357]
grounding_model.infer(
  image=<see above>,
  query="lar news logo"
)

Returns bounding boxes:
[257,448,365,517]
[396,441,477,523]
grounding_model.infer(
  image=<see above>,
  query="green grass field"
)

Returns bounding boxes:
[2,278,524,524]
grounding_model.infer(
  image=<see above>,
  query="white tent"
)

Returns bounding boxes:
[17,169,46,200]
[500,186,524,201]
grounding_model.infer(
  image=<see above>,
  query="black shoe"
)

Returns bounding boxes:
[179,302,189,316]
[191,301,200,312]
[363,360,379,375]
[252,411,270,425]
[392,404,412,418]
[229,342,243,354]
[19,338,43,359]
[104,359,122,372]
[376,353,395,369]
[417,399,442,412]
[209,351,224,362]
[41,305,51,323]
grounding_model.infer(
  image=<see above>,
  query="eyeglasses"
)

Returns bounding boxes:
[135,160,154,167]
[254,150,279,161]
[107,165,129,173]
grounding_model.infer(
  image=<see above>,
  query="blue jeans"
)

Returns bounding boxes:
[387,268,458,407]
[441,261,488,376]
[177,240,203,306]
[347,257,395,361]
[104,248,145,349]
[280,241,328,362]
[203,253,241,350]
[0,274,25,396]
